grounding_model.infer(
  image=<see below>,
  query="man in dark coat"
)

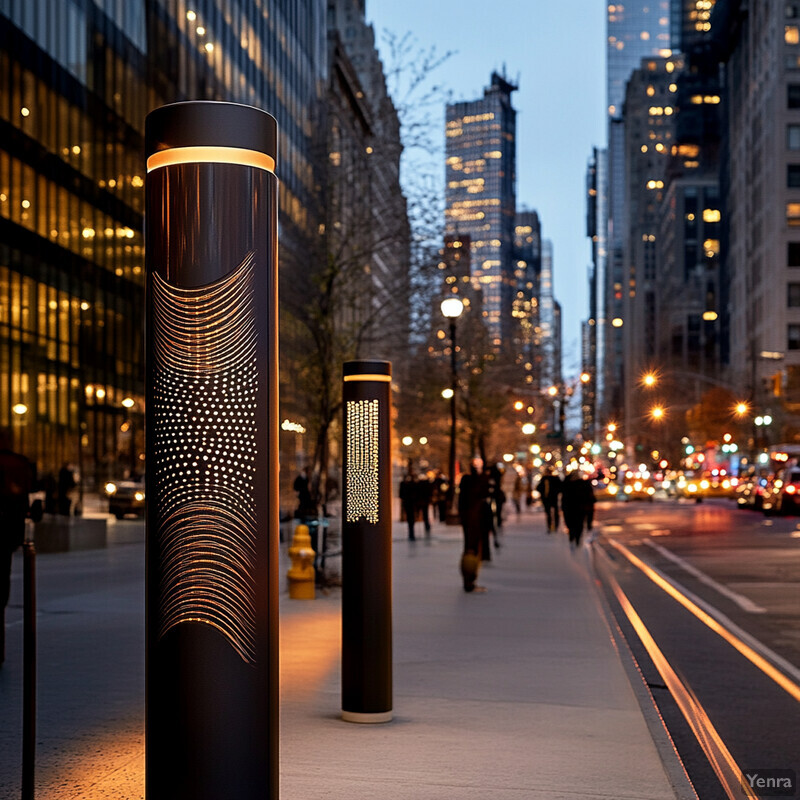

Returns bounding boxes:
[0,430,33,665]
[536,466,563,532]
[457,463,491,592]
[561,471,596,548]
[399,471,418,541]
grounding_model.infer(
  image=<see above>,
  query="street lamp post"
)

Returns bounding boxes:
[441,296,464,524]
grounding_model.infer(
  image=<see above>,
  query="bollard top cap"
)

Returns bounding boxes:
[343,360,391,378]
[145,101,277,162]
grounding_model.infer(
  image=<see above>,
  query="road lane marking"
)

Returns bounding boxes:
[608,573,756,800]
[643,540,767,614]
[601,524,624,533]
[608,538,800,703]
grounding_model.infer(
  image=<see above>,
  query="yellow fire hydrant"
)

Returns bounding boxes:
[287,523,316,599]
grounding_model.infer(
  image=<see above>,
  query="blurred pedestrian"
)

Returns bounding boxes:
[486,464,502,551]
[399,471,418,541]
[512,472,523,517]
[57,463,76,516]
[535,466,563,532]
[0,429,34,666]
[293,465,317,521]
[434,472,449,521]
[417,474,433,537]
[561,470,596,548]
[457,462,490,592]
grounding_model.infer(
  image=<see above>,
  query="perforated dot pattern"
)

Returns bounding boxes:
[345,399,380,524]
[152,251,259,664]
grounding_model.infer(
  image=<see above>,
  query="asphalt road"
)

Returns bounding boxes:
[592,495,800,799]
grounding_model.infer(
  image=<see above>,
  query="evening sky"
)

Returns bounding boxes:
[366,0,607,373]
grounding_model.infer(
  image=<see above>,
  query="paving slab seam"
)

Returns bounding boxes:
[588,540,699,800]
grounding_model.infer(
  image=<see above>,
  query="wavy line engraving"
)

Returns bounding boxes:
[152,252,259,663]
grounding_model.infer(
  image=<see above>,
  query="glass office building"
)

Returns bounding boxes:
[445,72,517,348]
[0,0,327,488]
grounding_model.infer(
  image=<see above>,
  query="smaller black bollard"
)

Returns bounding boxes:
[22,539,36,800]
[341,360,392,723]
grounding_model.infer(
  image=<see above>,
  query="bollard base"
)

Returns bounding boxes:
[341,709,392,724]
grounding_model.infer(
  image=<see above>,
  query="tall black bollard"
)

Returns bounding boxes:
[341,360,393,723]
[144,101,279,799]
[22,540,36,800]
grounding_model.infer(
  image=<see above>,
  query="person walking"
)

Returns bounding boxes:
[457,463,490,592]
[399,471,418,541]
[417,473,433,537]
[0,429,34,666]
[536,466,563,532]
[561,470,596,549]
[512,472,524,517]
[57,462,76,516]
[293,465,317,522]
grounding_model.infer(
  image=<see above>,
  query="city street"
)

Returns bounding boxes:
[0,509,687,800]
[592,496,800,798]
[1,497,799,798]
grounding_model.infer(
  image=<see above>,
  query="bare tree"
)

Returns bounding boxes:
[279,32,454,507]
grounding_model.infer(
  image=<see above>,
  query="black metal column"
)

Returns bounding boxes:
[144,101,279,799]
[341,360,393,723]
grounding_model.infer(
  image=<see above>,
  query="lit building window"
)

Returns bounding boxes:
[787,26,800,45]
[788,202,800,226]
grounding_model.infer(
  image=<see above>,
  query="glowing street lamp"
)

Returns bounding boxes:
[441,295,464,523]
[642,371,657,388]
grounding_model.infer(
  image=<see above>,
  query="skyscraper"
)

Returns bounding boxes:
[0,1,328,484]
[607,2,673,118]
[603,2,672,425]
[713,0,800,441]
[445,72,518,349]
[514,210,541,391]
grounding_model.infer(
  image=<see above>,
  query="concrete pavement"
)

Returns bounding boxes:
[0,509,694,799]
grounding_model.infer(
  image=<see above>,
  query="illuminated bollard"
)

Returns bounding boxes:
[144,101,279,799]
[287,524,316,600]
[341,360,393,723]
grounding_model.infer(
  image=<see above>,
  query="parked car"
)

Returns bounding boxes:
[592,476,620,500]
[736,469,769,510]
[677,471,704,502]
[762,466,800,515]
[621,471,655,501]
[699,469,739,499]
[104,479,145,519]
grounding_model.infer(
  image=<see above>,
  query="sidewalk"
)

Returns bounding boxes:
[1,510,689,799]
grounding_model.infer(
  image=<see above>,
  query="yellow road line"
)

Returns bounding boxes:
[608,574,757,799]
[608,538,800,703]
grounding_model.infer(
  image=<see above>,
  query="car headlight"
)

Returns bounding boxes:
[105,482,117,495]
[688,484,697,493]
[608,484,618,495]
[700,480,710,490]
[624,485,633,494]
[647,486,655,495]
[134,491,145,502]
